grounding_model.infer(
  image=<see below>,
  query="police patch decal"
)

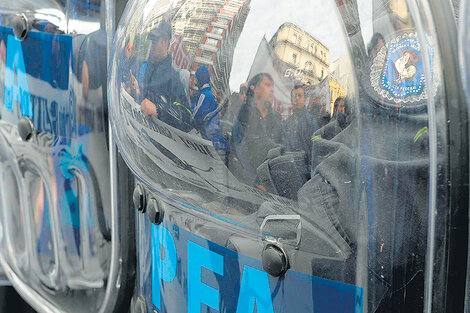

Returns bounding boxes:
[370,33,434,104]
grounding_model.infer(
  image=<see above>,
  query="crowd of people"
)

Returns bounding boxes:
[119,19,433,311]
[122,21,351,199]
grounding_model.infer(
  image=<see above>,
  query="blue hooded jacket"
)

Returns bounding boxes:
[191,66,228,151]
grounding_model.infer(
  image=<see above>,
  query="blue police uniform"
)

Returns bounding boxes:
[141,55,192,132]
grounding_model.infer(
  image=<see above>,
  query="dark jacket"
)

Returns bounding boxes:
[311,108,353,144]
[282,107,319,161]
[221,93,244,128]
[311,119,344,143]
[298,107,429,311]
[141,55,191,131]
[232,101,282,182]
[243,106,429,313]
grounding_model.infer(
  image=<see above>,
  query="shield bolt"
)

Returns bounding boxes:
[13,13,29,41]
[18,116,34,142]
[262,244,289,277]
[147,197,164,225]
[133,184,146,213]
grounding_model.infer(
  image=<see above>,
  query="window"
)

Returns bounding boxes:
[205,38,218,46]
[292,53,297,64]
[212,27,224,35]
[201,50,214,60]
[304,61,312,71]
[217,17,229,25]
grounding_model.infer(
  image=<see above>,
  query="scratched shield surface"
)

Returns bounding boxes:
[0,1,121,312]
[110,0,448,312]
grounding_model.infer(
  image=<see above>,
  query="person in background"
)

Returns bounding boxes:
[332,97,350,128]
[308,95,331,129]
[368,32,385,59]
[191,65,229,154]
[178,68,191,106]
[130,22,191,132]
[121,35,139,97]
[312,97,351,141]
[232,73,282,183]
[252,84,317,198]
[283,84,319,161]
[220,83,248,135]
[319,104,331,128]
[224,83,248,122]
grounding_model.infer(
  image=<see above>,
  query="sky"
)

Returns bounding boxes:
[229,0,373,91]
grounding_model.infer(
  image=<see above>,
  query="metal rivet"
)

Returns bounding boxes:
[18,116,34,141]
[13,13,29,41]
[262,244,288,277]
[147,197,164,225]
[133,184,146,213]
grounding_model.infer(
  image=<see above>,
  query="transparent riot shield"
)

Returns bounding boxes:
[461,0,470,312]
[0,0,134,312]
[109,0,467,312]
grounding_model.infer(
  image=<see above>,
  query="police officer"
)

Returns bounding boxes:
[132,22,192,132]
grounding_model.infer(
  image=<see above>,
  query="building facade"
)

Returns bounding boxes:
[330,55,351,113]
[269,22,330,85]
[172,0,250,101]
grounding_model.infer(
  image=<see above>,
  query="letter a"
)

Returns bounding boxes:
[236,266,274,313]
[4,35,32,117]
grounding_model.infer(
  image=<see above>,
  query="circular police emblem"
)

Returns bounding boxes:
[370,33,437,107]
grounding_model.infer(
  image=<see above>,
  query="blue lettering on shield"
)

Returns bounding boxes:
[188,240,223,313]
[4,34,32,117]
[152,224,177,310]
[149,220,364,313]
[236,265,274,313]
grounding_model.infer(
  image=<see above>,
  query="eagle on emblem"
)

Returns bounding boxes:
[394,50,419,84]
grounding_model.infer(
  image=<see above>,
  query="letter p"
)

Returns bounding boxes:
[152,224,177,310]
